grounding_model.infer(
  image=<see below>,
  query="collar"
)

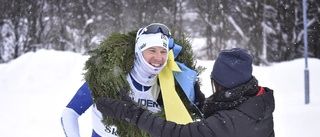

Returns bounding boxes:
[129,73,151,91]
[256,86,265,96]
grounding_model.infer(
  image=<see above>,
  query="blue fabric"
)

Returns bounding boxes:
[66,82,93,115]
[168,38,196,104]
[168,38,182,59]
[173,62,196,103]
[92,130,101,137]
[129,73,151,91]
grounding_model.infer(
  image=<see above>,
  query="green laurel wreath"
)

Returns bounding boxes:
[84,30,205,137]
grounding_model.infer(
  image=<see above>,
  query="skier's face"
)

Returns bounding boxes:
[142,46,168,68]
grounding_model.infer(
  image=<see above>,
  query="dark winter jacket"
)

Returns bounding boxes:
[135,79,275,137]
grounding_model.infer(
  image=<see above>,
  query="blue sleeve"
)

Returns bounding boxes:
[66,82,93,115]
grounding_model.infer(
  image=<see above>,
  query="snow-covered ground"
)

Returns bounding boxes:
[0,49,319,137]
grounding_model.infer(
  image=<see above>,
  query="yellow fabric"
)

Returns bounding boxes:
[158,50,193,124]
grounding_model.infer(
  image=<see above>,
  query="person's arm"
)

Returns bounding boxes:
[61,82,93,137]
[96,96,227,137]
[61,108,81,137]
[136,109,213,137]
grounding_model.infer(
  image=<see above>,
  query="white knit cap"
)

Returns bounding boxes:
[135,32,169,52]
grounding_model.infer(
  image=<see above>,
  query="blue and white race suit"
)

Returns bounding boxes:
[61,74,162,137]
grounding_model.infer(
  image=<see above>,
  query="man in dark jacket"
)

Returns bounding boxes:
[96,48,275,137]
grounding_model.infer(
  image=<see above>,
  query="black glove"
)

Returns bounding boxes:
[96,88,144,125]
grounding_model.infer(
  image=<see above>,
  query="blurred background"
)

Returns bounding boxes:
[1,0,320,65]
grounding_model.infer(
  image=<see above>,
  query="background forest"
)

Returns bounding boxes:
[1,0,320,65]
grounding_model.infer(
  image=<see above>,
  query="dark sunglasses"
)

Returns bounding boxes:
[138,23,171,37]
